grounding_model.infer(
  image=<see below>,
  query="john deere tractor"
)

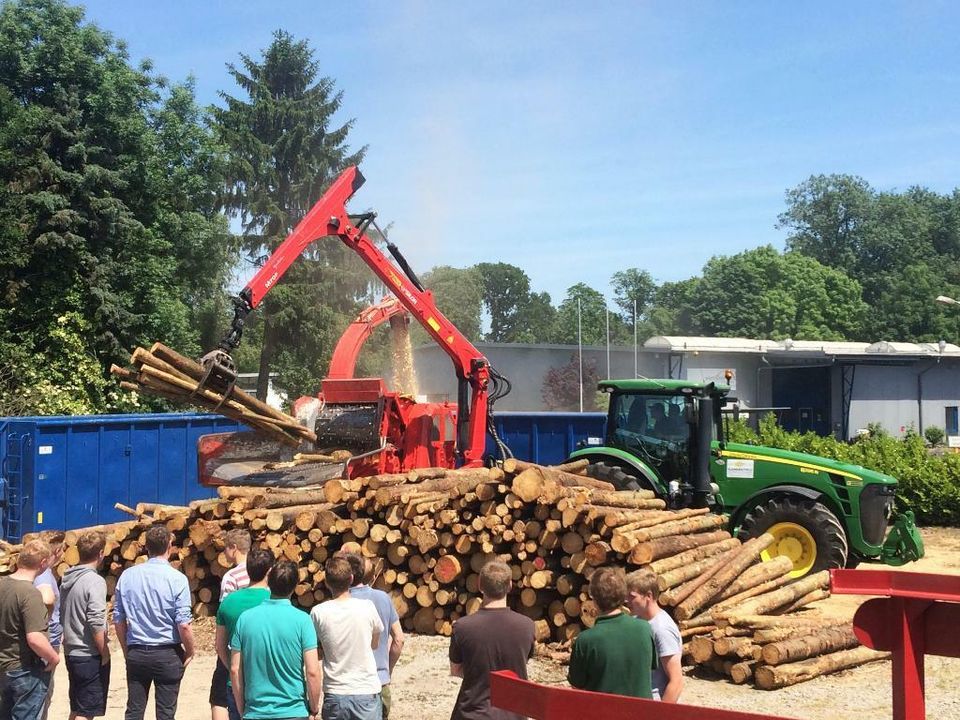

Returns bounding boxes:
[568,379,924,577]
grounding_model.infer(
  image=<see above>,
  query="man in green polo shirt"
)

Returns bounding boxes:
[568,567,658,699]
[230,561,321,720]
[215,548,273,720]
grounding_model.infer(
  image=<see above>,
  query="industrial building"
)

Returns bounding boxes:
[413,336,960,441]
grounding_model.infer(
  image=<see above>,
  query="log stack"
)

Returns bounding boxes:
[10,460,886,689]
[683,612,889,688]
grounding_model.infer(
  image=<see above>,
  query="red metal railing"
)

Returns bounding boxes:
[488,570,960,720]
[489,671,793,720]
[832,569,960,720]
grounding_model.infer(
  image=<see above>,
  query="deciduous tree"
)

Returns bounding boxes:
[0,0,232,413]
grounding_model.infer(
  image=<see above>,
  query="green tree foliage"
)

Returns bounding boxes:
[475,262,531,342]
[0,0,232,414]
[611,267,659,342]
[213,30,367,401]
[514,291,557,343]
[611,268,656,319]
[729,415,960,526]
[780,175,960,342]
[474,262,557,342]
[418,266,484,342]
[554,283,627,345]
[646,279,698,336]
[541,353,601,411]
[653,246,866,340]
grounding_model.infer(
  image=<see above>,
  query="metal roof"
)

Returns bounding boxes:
[644,336,960,357]
[598,378,729,394]
[645,336,777,353]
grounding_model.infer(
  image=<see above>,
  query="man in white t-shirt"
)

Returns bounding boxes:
[310,556,383,720]
[626,570,684,703]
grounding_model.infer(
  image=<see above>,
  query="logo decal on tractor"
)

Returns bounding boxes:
[727,459,755,478]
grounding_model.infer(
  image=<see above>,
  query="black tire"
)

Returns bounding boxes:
[845,554,862,569]
[585,461,646,492]
[738,496,848,576]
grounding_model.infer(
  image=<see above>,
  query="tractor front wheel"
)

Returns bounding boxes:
[738,496,848,578]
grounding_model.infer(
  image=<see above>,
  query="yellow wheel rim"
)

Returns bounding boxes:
[761,522,817,578]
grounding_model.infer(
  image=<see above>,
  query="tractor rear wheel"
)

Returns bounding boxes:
[738,496,848,578]
[585,461,646,492]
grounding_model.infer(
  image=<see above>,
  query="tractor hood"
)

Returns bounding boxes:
[720,442,899,487]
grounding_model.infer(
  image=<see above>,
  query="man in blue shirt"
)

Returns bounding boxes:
[338,552,404,719]
[113,525,194,720]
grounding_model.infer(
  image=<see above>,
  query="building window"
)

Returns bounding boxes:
[946,407,959,436]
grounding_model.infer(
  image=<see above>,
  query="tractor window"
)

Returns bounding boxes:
[609,393,691,482]
[612,394,689,440]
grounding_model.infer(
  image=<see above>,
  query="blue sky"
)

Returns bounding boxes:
[79,1,960,304]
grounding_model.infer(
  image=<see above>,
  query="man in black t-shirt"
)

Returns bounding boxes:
[448,561,535,720]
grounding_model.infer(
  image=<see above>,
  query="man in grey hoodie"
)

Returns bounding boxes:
[59,531,110,720]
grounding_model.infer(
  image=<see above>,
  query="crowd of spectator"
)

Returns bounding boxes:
[0,527,683,720]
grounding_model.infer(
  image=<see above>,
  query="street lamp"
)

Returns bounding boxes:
[936,295,960,306]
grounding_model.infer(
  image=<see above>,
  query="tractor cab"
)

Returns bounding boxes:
[593,379,725,508]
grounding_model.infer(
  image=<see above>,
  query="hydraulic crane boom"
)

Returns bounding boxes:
[204,167,506,466]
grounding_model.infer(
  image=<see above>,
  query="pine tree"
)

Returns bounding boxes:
[213,31,368,401]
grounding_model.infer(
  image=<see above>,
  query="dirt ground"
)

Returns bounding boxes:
[47,527,960,720]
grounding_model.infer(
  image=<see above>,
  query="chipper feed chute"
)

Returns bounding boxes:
[198,432,348,488]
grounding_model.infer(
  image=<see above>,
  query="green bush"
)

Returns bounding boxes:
[725,415,960,526]
[924,426,946,447]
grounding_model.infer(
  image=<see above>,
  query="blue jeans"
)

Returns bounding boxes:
[321,693,382,720]
[0,667,51,720]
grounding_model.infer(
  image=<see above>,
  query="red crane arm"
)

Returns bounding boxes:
[327,297,407,380]
[225,166,493,465]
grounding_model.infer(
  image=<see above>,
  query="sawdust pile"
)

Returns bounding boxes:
[390,315,419,396]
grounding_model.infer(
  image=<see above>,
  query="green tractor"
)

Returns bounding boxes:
[568,379,924,577]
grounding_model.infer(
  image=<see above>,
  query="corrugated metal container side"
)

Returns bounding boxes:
[489,412,606,466]
[0,414,242,541]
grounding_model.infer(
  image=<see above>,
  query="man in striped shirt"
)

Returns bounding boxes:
[219,531,251,600]
[210,530,250,720]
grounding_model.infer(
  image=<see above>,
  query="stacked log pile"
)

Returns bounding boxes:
[684,613,888,689]
[10,459,887,689]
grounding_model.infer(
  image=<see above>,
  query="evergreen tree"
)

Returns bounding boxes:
[213,31,367,401]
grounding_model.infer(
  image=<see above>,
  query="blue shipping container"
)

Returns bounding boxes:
[0,413,243,541]
[489,412,606,466]
[0,411,605,542]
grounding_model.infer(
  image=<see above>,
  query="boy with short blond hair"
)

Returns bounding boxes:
[219,530,252,599]
[626,569,683,702]
[212,529,252,720]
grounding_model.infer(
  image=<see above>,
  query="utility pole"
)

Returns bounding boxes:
[578,298,583,413]
[606,307,610,380]
[634,298,638,378]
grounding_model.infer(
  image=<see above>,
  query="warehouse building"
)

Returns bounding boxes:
[412,336,960,441]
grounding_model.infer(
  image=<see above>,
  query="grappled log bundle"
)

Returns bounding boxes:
[112,343,317,447]
[11,459,882,690]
